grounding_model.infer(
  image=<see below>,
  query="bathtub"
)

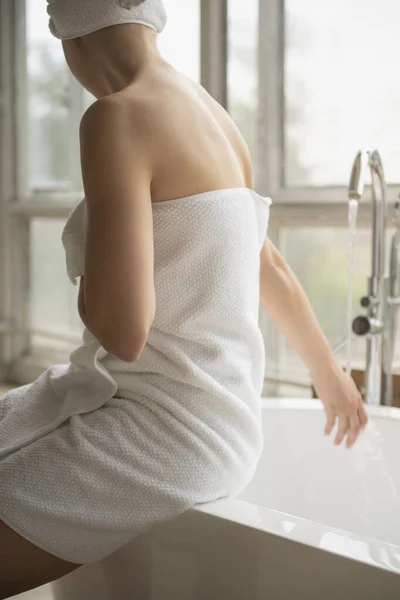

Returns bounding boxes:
[52,399,400,600]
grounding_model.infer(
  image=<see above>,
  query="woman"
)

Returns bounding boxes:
[0,0,368,596]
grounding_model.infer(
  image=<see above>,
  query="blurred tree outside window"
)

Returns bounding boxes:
[27,0,70,188]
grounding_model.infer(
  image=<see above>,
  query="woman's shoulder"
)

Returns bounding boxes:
[80,91,153,135]
[79,92,167,172]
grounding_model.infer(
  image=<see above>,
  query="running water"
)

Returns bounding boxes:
[346,199,359,376]
[353,420,398,540]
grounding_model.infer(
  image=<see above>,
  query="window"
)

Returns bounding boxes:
[258,0,400,390]
[30,219,82,351]
[159,0,200,81]
[27,0,70,189]
[25,0,80,354]
[284,0,400,187]
[228,0,259,161]
[275,228,384,372]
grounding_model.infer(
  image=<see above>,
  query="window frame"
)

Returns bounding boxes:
[0,0,30,383]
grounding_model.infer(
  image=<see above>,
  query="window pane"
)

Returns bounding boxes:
[159,0,200,80]
[285,0,400,186]
[30,220,82,351]
[228,0,258,160]
[27,0,70,189]
[264,227,400,379]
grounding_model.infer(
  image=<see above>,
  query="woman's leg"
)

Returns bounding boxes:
[0,520,81,599]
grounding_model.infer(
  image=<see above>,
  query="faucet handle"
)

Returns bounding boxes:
[360,295,379,308]
[361,297,370,308]
[352,316,383,336]
[352,316,370,336]
[392,200,400,229]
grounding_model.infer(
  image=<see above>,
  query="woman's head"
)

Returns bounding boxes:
[48,0,166,96]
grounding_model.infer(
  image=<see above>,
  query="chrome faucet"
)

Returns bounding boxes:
[382,203,400,405]
[348,150,388,405]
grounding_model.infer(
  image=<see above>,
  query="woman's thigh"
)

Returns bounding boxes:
[0,520,81,599]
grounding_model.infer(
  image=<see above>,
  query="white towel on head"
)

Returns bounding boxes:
[47,0,167,39]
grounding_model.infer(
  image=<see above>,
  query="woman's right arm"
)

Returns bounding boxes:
[259,239,368,448]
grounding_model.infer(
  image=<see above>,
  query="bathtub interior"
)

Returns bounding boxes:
[239,400,400,547]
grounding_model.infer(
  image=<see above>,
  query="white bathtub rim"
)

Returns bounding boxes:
[193,398,400,576]
[193,497,400,576]
[261,397,400,421]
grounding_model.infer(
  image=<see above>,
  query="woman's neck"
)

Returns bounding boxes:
[92,50,163,98]
[65,24,165,98]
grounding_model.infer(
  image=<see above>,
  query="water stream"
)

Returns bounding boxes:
[354,420,398,540]
[346,200,359,376]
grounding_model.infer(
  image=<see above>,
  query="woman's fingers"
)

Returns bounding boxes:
[325,412,336,436]
[320,375,368,448]
[346,413,361,448]
[358,403,369,430]
[335,414,350,446]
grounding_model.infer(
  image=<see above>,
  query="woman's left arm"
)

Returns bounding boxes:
[79,98,156,362]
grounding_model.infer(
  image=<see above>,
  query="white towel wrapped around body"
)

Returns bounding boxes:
[0,188,271,564]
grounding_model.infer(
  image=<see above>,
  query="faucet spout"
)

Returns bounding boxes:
[348,150,369,201]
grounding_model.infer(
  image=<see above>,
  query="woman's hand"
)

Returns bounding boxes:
[313,364,368,449]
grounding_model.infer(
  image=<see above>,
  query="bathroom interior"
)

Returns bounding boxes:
[2,0,400,598]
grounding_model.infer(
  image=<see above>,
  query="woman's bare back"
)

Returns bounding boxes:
[107,65,253,203]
